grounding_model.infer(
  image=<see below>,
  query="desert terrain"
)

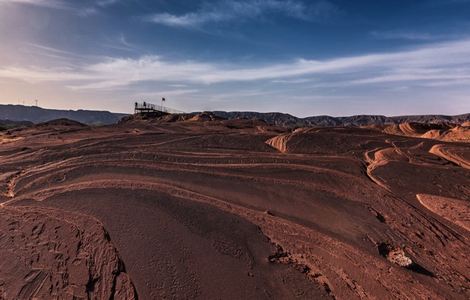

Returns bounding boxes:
[0,114,469,299]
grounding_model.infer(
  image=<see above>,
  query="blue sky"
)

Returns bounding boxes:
[0,0,469,116]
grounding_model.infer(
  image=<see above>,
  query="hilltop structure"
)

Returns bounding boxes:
[134,100,183,117]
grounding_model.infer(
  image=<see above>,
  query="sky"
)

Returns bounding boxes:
[0,0,469,116]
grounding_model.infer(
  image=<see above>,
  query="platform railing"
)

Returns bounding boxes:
[134,102,184,114]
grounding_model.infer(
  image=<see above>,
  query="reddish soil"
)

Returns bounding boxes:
[0,117,469,299]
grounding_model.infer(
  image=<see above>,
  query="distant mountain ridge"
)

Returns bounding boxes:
[211,111,470,127]
[0,105,127,125]
[0,119,33,130]
[1,105,468,127]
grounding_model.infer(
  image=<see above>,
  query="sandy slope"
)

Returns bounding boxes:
[0,118,469,299]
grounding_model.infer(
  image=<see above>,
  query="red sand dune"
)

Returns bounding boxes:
[383,122,470,143]
[416,194,470,232]
[0,117,469,299]
[429,144,470,169]
[0,206,136,299]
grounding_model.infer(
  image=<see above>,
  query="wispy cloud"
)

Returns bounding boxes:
[135,89,200,98]
[145,0,338,28]
[77,0,121,17]
[2,39,470,90]
[369,30,464,41]
[0,0,69,9]
[370,30,436,41]
[99,34,139,53]
[77,7,98,17]
[0,0,121,16]
[97,0,120,7]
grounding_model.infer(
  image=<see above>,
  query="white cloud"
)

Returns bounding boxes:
[1,39,470,90]
[146,0,337,28]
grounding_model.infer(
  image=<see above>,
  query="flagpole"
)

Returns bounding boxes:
[161,97,166,112]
